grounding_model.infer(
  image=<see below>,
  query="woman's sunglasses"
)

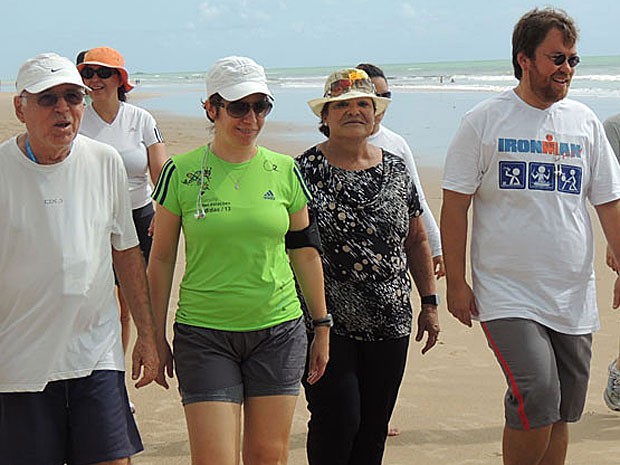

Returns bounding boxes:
[80,67,118,80]
[220,99,273,119]
[21,90,85,107]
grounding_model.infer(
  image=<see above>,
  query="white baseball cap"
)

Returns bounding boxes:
[206,56,273,101]
[16,53,88,95]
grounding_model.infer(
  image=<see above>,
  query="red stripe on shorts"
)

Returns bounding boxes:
[482,322,530,430]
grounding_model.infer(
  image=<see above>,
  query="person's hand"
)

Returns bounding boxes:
[155,338,174,389]
[613,276,620,309]
[132,333,160,389]
[306,328,329,385]
[607,245,619,273]
[148,213,156,237]
[446,280,478,327]
[433,255,446,279]
[415,305,440,354]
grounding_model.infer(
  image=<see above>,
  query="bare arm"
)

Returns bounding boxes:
[147,142,168,186]
[147,204,181,388]
[398,141,444,278]
[595,198,620,308]
[405,215,440,354]
[146,143,169,236]
[410,170,444,279]
[603,120,620,273]
[287,206,329,385]
[606,245,619,273]
[440,189,478,327]
[112,246,159,388]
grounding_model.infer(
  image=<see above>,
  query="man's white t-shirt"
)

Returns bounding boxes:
[442,90,620,334]
[0,135,138,392]
[80,102,163,209]
[369,125,442,258]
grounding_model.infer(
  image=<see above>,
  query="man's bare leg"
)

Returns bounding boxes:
[503,421,568,465]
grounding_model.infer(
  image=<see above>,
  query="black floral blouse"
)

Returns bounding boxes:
[296,146,422,341]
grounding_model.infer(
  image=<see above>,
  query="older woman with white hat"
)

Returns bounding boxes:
[77,46,168,358]
[148,56,330,465]
[297,68,440,465]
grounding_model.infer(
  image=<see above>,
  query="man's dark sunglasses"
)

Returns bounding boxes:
[80,67,118,80]
[546,53,580,68]
[221,99,273,119]
[22,90,85,107]
[376,91,392,99]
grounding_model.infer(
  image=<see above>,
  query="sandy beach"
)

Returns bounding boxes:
[2,90,619,464]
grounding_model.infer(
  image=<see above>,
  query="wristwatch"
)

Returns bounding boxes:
[421,294,440,306]
[312,313,333,328]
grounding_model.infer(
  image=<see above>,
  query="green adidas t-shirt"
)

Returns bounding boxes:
[153,145,310,331]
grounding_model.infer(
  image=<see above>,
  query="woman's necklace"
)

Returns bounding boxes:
[211,147,256,190]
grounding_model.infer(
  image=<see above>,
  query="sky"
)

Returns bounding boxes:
[1,0,619,78]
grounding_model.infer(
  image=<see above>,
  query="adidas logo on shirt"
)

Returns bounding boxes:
[263,190,276,200]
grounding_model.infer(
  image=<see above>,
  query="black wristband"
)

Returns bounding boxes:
[312,313,333,328]
[421,294,440,306]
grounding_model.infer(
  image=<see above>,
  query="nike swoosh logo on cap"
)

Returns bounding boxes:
[50,68,61,73]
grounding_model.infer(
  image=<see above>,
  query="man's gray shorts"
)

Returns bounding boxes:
[174,317,307,405]
[482,318,592,430]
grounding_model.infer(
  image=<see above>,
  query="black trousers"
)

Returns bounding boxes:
[303,333,409,465]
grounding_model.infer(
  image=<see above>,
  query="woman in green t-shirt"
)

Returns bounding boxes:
[148,56,330,465]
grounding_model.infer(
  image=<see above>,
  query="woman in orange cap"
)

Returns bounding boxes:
[78,47,168,358]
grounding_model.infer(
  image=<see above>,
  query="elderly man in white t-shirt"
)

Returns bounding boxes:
[0,53,160,465]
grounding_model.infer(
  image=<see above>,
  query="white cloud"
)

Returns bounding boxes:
[291,22,305,35]
[402,2,416,19]
[197,0,273,26]
[200,2,221,20]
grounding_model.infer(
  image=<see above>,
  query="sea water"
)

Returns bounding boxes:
[131,57,620,166]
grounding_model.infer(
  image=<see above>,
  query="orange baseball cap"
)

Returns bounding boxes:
[77,46,134,92]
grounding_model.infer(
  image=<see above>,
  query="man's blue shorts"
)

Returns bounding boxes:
[0,370,143,465]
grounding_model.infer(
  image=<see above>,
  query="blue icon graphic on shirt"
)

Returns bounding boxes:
[498,161,582,195]
[499,161,526,189]
[557,164,582,194]
[528,163,555,191]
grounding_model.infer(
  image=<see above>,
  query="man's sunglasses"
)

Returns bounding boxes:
[80,67,118,80]
[220,99,273,119]
[21,90,85,107]
[376,91,392,99]
[545,53,580,68]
